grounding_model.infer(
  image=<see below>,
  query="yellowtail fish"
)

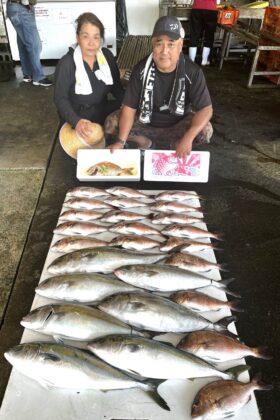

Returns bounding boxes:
[36,273,140,304]
[164,252,225,272]
[88,334,247,381]
[48,247,167,274]
[191,375,272,419]
[4,342,170,411]
[98,292,236,334]
[155,190,201,201]
[110,234,161,251]
[151,201,202,214]
[106,186,150,198]
[64,197,113,210]
[51,236,109,253]
[170,290,242,312]
[67,186,110,198]
[21,303,147,341]
[114,265,236,295]
[53,221,107,236]
[100,209,147,223]
[59,209,104,222]
[162,224,222,240]
[109,221,162,236]
[177,330,272,363]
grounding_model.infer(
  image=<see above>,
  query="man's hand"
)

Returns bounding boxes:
[175,137,193,158]
[75,119,93,140]
[106,142,124,153]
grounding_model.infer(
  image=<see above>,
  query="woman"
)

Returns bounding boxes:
[189,0,218,66]
[54,12,124,141]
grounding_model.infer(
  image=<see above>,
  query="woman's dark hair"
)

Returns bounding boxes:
[75,13,105,39]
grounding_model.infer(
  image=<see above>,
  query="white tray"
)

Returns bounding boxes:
[0,190,260,420]
[144,151,210,183]
[77,149,141,181]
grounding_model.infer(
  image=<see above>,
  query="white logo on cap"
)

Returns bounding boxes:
[169,23,179,31]
[180,27,185,38]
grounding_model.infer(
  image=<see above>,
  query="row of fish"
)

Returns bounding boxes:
[5,186,272,419]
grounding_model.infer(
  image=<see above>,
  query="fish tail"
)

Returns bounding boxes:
[253,346,273,360]
[216,278,241,298]
[145,379,170,411]
[224,364,250,380]
[214,315,237,334]
[212,232,224,241]
[217,262,228,272]
[228,299,244,312]
[251,373,273,391]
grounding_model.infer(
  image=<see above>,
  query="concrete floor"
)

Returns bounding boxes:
[0,61,279,419]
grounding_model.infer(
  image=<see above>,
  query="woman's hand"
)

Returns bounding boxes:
[75,119,93,140]
[106,142,125,153]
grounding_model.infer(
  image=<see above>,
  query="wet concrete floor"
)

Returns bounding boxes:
[0,62,279,419]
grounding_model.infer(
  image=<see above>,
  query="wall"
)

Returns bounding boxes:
[126,0,159,35]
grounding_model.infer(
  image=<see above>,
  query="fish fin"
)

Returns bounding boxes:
[213,232,224,241]
[216,278,241,298]
[254,346,273,360]
[228,300,244,312]
[251,373,273,391]
[224,364,250,380]
[53,335,65,344]
[143,379,170,412]
[214,315,237,335]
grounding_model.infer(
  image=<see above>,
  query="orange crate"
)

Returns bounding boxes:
[262,7,280,38]
[218,8,240,26]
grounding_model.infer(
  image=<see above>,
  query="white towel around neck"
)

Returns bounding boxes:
[73,45,113,95]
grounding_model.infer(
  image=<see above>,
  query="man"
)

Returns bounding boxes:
[106,16,213,158]
[6,0,52,86]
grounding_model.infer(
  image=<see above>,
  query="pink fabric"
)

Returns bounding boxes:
[192,0,217,11]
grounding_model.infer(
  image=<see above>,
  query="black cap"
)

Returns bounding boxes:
[152,16,185,40]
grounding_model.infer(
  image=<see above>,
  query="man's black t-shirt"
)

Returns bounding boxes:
[123,55,212,128]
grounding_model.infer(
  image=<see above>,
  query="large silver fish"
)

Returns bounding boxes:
[36,273,139,304]
[100,209,147,223]
[109,221,161,236]
[98,292,236,334]
[53,221,107,236]
[191,375,272,419]
[164,252,224,272]
[114,264,233,294]
[64,197,113,210]
[177,330,271,363]
[67,186,110,198]
[155,190,200,202]
[21,303,146,341]
[106,186,150,199]
[162,224,222,240]
[59,209,104,222]
[110,235,161,251]
[4,342,170,411]
[51,236,109,253]
[48,247,167,275]
[88,335,246,381]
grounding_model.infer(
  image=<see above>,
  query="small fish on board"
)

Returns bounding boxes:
[87,161,135,176]
[67,186,110,198]
[191,374,272,419]
[53,221,107,236]
[177,330,272,363]
[51,236,109,253]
